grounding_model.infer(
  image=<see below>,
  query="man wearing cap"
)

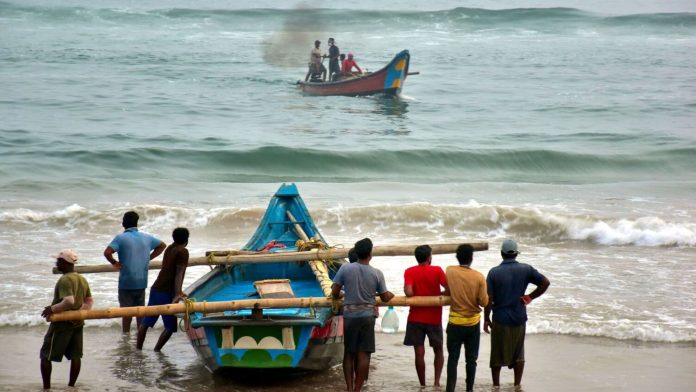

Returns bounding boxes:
[104,211,166,333]
[40,250,93,390]
[483,239,550,389]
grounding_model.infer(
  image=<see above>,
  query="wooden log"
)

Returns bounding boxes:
[57,242,488,274]
[48,295,452,322]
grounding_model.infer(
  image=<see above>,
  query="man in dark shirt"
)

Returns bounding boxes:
[327,37,340,81]
[136,227,190,351]
[484,239,550,389]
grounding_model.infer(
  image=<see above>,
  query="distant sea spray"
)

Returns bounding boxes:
[2,202,694,247]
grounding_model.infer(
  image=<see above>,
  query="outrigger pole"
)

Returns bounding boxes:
[49,295,452,322]
[53,242,488,274]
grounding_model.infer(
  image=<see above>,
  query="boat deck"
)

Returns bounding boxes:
[203,279,325,318]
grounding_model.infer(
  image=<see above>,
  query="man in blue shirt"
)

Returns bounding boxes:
[104,211,165,333]
[483,239,550,389]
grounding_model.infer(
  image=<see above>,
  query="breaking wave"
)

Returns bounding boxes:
[2,202,694,247]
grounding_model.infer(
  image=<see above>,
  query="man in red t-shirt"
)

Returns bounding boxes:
[403,244,449,387]
[342,52,362,76]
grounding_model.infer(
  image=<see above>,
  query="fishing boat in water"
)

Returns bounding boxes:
[183,183,345,372]
[297,50,412,96]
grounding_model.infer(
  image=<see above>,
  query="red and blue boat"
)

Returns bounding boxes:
[298,50,411,96]
[184,184,344,372]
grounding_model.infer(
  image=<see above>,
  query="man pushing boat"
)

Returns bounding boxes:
[136,227,190,351]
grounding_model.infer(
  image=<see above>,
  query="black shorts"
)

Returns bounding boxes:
[40,322,83,362]
[403,321,443,347]
[490,322,525,368]
[344,316,376,353]
[118,288,145,307]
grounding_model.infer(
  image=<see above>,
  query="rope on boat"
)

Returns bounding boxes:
[205,252,215,271]
[180,297,197,332]
[308,298,316,318]
[296,239,339,298]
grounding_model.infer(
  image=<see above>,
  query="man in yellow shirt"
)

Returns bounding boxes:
[445,244,488,392]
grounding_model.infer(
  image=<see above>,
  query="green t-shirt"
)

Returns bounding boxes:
[53,272,91,325]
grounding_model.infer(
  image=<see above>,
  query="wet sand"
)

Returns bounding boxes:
[2,326,695,391]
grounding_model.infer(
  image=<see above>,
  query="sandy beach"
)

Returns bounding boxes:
[2,326,694,391]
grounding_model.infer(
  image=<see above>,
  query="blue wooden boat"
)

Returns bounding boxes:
[183,183,344,373]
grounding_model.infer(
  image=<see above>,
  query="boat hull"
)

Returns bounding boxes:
[185,315,344,372]
[298,50,410,97]
[183,184,345,373]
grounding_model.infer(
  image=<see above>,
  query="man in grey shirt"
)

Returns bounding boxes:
[332,238,394,392]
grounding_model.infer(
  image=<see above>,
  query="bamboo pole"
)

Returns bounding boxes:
[56,242,488,274]
[286,211,334,297]
[286,211,309,241]
[48,295,452,322]
[52,250,252,275]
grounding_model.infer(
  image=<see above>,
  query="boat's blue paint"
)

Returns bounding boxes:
[384,50,410,94]
[184,183,342,371]
[244,183,326,251]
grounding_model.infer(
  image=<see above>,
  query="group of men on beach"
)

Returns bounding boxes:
[40,211,190,389]
[332,238,550,392]
[305,38,362,82]
[40,210,549,391]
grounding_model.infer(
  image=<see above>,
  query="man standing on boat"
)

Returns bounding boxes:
[332,238,394,392]
[484,239,550,389]
[327,37,340,81]
[104,211,166,333]
[40,250,93,390]
[403,244,448,388]
[305,39,327,82]
[136,227,189,351]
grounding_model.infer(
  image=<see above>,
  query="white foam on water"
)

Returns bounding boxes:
[528,318,696,343]
[3,202,695,247]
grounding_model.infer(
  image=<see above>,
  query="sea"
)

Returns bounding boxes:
[1,0,695,390]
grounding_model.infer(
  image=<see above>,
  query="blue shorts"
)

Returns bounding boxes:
[141,289,177,332]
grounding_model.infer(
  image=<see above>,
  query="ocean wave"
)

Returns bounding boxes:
[2,145,696,185]
[528,318,696,343]
[2,2,694,34]
[2,202,694,247]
